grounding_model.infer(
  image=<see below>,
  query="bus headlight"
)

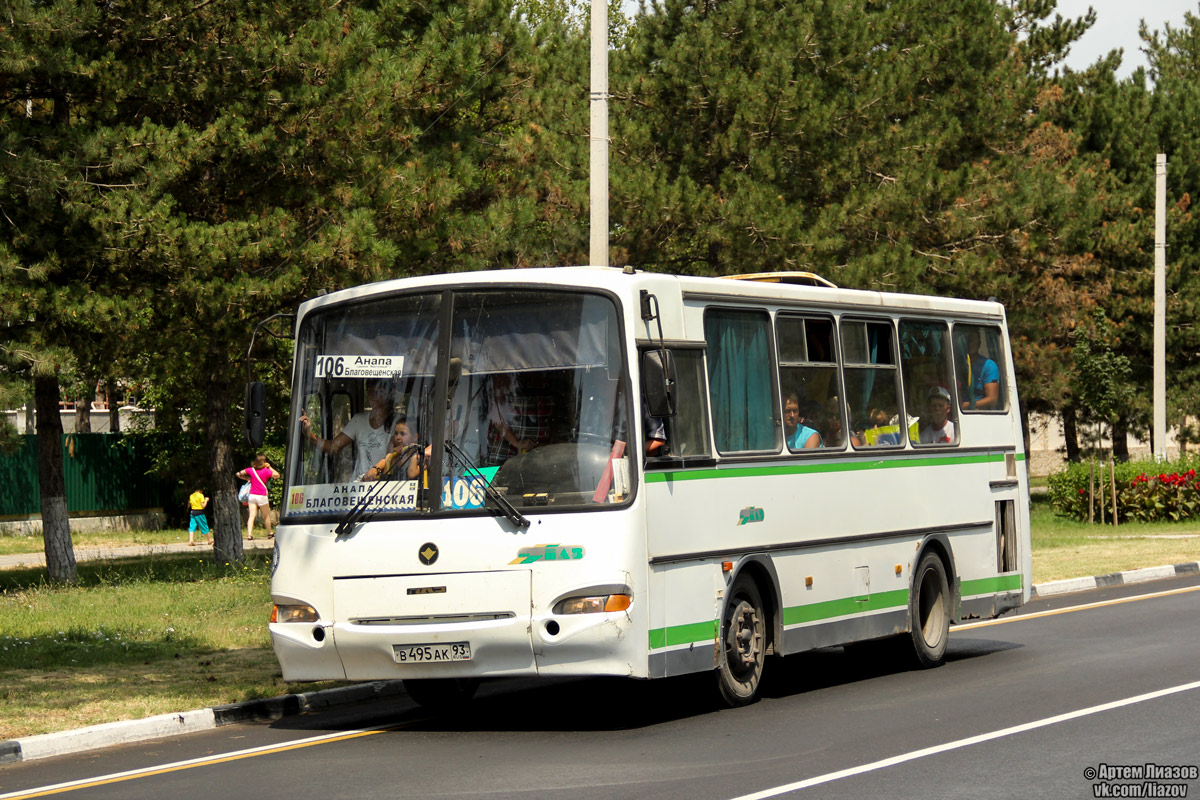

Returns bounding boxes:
[553,593,632,614]
[272,603,319,623]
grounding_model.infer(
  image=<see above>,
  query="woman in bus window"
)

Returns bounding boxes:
[961,329,1000,410]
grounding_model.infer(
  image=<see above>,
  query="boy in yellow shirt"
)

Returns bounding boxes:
[188,489,210,546]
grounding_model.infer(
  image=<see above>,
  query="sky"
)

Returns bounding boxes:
[1054,0,1197,77]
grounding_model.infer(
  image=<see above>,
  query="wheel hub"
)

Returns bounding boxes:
[728,599,762,668]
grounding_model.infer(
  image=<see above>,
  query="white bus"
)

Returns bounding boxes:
[262,266,1030,707]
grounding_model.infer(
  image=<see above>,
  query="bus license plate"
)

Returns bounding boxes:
[393,642,472,664]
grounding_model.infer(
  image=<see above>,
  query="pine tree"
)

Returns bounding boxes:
[2,0,544,567]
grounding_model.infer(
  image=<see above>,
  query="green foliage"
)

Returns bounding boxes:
[1071,308,1133,430]
[0,550,275,670]
[1048,456,1200,522]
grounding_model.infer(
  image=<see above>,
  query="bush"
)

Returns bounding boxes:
[1048,455,1200,523]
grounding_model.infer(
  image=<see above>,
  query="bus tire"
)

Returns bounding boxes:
[908,551,950,669]
[404,678,480,709]
[716,577,766,706]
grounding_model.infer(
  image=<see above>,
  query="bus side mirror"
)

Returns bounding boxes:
[642,350,677,418]
[245,381,266,447]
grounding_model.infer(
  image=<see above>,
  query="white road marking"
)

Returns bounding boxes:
[0,726,390,800]
[727,680,1200,799]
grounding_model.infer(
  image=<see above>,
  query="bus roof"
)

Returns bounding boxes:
[299,266,1005,322]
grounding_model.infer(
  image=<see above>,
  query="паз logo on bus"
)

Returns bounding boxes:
[510,544,585,564]
[738,507,764,525]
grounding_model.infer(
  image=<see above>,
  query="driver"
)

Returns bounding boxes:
[301,379,394,480]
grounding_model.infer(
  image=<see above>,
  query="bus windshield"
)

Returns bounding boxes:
[285,288,631,521]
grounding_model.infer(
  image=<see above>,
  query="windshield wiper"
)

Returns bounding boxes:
[334,447,423,535]
[443,439,530,530]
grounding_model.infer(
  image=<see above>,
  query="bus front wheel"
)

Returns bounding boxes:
[908,552,950,669]
[716,577,766,706]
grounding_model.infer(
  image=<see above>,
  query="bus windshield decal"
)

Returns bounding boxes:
[287,467,502,518]
[314,354,405,379]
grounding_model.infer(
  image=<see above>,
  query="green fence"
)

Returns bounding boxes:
[0,434,164,518]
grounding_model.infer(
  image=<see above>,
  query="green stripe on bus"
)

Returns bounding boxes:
[781,588,910,626]
[647,576,1023,651]
[961,573,1023,595]
[645,451,1022,484]
[648,619,718,650]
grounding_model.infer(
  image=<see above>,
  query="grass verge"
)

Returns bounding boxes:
[1,508,1198,741]
[0,550,342,740]
[1030,494,1200,582]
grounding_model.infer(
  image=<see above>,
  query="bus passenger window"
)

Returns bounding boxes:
[776,315,842,451]
[953,324,1006,412]
[704,309,777,453]
[841,319,903,448]
[899,320,958,446]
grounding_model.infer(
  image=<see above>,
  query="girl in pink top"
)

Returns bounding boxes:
[237,453,280,539]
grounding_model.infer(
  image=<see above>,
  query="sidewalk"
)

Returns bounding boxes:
[0,537,275,570]
[1,544,1198,766]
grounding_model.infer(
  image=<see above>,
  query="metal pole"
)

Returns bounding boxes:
[1154,154,1167,460]
[589,0,609,267]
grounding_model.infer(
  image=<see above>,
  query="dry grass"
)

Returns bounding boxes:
[1029,495,1200,582]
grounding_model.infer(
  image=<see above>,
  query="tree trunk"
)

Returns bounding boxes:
[106,379,120,432]
[75,383,93,433]
[1112,416,1129,462]
[1063,406,1080,462]
[35,376,77,583]
[206,374,245,564]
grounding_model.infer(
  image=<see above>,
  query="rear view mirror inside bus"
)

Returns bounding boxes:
[642,350,677,418]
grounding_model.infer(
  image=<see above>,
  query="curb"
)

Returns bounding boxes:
[1030,561,1200,598]
[0,680,407,765]
[4,563,1199,764]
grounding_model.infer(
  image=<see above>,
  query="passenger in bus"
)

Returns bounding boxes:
[300,378,394,480]
[918,386,955,444]
[961,329,1000,410]
[783,393,821,449]
[821,397,858,448]
[863,407,902,446]
[362,417,423,481]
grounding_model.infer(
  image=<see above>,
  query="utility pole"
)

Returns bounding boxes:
[589,0,609,267]
[1154,154,1167,460]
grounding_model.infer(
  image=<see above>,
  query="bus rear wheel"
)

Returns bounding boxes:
[405,678,480,709]
[716,577,766,706]
[908,552,950,669]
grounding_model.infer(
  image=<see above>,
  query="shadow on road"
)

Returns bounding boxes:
[268,635,1024,736]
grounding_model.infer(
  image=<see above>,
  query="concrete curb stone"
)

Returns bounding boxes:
[3,561,1199,765]
[0,680,407,766]
[1028,561,1200,597]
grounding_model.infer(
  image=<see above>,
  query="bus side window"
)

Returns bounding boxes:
[647,349,711,463]
[899,320,959,447]
[776,315,843,450]
[953,324,1006,412]
[704,308,778,453]
[841,319,903,448]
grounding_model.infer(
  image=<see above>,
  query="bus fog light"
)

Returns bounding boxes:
[553,594,632,615]
[272,604,319,623]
